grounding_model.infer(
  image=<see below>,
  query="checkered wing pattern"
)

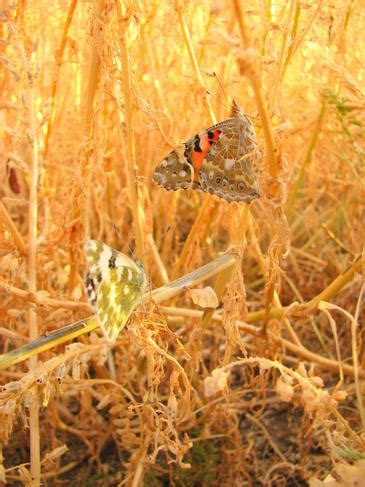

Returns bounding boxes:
[84,240,146,342]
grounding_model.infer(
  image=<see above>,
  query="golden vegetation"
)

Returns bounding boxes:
[0,0,364,485]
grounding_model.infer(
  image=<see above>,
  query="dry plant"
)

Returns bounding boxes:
[0,0,364,485]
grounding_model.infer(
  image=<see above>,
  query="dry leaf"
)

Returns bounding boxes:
[97,394,112,410]
[42,445,68,464]
[189,286,219,308]
[309,460,365,486]
[276,375,294,402]
[204,368,228,397]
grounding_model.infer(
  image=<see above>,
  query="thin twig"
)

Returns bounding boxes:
[0,279,92,311]
[0,200,27,253]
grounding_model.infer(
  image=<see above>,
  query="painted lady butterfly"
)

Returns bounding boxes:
[84,240,146,343]
[153,101,260,203]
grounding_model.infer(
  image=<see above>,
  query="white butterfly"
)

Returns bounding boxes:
[84,240,146,342]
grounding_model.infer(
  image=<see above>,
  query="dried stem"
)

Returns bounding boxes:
[147,233,169,285]
[27,85,41,487]
[0,254,361,377]
[0,278,92,311]
[175,1,217,124]
[232,0,285,332]
[305,256,362,309]
[173,198,218,276]
[287,99,327,212]
[269,0,298,108]
[281,2,301,74]
[84,0,103,139]
[14,28,42,487]
[0,2,364,480]
[232,0,277,177]
[248,215,303,347]
[0,252,236,370]
[43,0,77,159]
[170,1,219,277]
[0,200,27,253]
[283,0,324,70]
[354,283,365,428]
[117,2,145,261]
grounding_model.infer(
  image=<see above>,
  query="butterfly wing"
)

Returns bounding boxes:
[84,240,146,342]
[153,107,260,203]
[153,125,223,191]
[197,114,260,203]
[153,144,194,191]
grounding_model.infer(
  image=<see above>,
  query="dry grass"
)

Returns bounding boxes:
[0,0,364,485]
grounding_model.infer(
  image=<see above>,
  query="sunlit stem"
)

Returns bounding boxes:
[287,99,327,212]
[44,0,77,159]
[0,253,237,370]
[232,0,277,178]
[116,1,145,262]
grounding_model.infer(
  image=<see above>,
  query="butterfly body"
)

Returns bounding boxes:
[153,102,260,203]
[84,240,146,343]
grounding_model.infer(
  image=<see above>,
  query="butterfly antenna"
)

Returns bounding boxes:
[124,225,172,269]
[211,72,248,118]
[212,71,231,111]
[206,89,229,112]
[111,223,136,257]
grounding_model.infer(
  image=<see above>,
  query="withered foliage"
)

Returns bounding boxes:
[0,1,364,485]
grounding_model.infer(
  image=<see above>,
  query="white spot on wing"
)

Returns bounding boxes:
[123,286,130,295]
[113,251,140,272]
[98,246,113,280]
[117,265,124,281]
[109,284,118,306]
[224,159,235,171]
[155,173,167,185]
[163,157,175,167]
[101,314,108,325]
[89,290,96,302]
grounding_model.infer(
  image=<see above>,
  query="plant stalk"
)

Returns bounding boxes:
[117,2,145,261]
